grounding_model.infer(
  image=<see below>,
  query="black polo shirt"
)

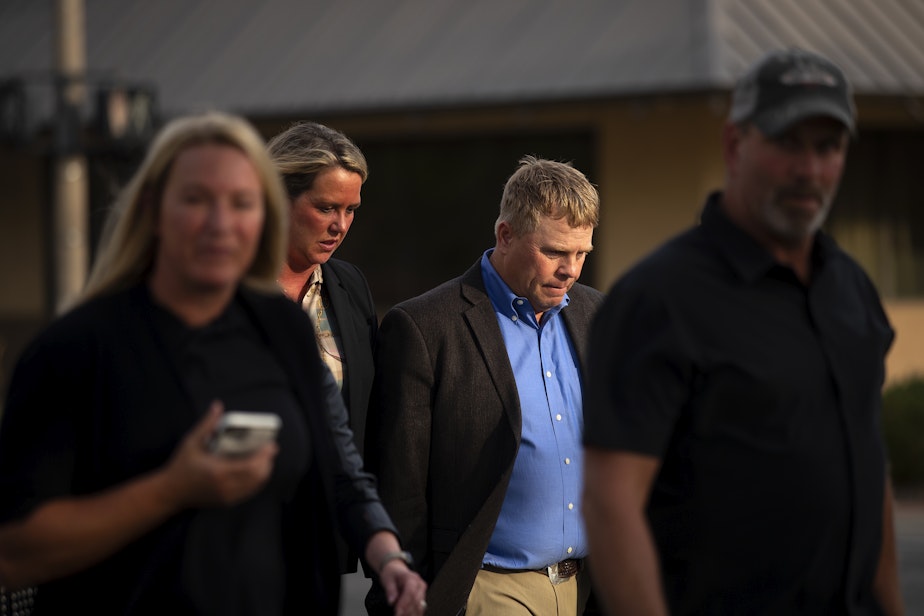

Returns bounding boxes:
[584,192,894,615]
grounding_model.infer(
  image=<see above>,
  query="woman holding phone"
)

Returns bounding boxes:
[0,112,425,615]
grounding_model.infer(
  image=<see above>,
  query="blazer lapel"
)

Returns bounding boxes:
[459,263,522,438]
[560,293,591,371]
[319,263,362,399]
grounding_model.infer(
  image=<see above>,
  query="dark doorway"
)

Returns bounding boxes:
[339,130,597,314]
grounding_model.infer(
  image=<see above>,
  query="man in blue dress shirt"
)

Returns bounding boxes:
[365,156,603,615]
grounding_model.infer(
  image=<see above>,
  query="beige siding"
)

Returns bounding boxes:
[885,300,924,384]
[595,98,727,289]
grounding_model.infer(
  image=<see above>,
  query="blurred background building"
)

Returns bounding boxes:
[2,0,923,397]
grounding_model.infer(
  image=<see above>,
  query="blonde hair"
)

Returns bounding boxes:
[495,155,599,236]
[266,121,368,199]
[79,111,288,305]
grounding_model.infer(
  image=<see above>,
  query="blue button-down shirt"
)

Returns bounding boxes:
[480,250,587,569]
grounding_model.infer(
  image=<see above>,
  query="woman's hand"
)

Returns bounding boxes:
[379,558,428,616]
[0,400,280,589]
[365,531,428,615]
[162,400,279,510]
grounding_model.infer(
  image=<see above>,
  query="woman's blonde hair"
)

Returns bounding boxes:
[78,111,288,305]
[266,121,368,199]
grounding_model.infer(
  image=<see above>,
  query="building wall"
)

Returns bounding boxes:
[307,95,924,383]
[293,94,732,291]
[1,95,921,394]
[884,300,924,384]
[595,97,727,289]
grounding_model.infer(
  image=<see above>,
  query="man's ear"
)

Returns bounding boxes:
[722,122,743,176]
[496,221,513,250]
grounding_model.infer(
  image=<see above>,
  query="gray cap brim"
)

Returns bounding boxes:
[752,96,856,137]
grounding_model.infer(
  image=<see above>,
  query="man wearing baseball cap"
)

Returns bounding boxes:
[582,48,905,615]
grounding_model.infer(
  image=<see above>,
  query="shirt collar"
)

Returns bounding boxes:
[480,249,569,326]
[701,191,833,284]
[308,266,323,286]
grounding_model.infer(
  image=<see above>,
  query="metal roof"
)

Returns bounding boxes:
[2,0,923,118]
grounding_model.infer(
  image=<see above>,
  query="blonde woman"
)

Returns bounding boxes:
[0,112,425,615]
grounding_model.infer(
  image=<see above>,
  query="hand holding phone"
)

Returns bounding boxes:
[209,411,281,457]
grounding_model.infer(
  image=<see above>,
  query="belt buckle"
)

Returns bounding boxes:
[546,562,566,585]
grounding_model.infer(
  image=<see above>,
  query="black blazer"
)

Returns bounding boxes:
[320,258,381,574]
[365,260,603,615]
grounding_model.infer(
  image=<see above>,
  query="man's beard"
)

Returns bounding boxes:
[761,188,834,247]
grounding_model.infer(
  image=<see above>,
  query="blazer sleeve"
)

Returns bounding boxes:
[320,363,398,556]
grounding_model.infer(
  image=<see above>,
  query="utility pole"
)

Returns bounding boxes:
[52,0,88,313]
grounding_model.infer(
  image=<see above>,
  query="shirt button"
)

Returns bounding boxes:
[511,314,518,322]
[567,546,573,554]
[564,458,571,465]
[568,502,574,510]
[516,299,524,305]
[545,370,552,378]
[556,414,562,421]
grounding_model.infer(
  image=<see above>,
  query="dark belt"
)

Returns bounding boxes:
[547,558,581,580]
[538,558,584,584]
[483,558,583,585]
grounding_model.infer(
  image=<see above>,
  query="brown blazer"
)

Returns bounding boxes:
[365,260,603,615]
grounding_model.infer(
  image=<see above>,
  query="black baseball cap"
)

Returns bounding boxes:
[729,48,856,136]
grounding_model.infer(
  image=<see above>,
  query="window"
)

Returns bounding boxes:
[827,129,924,298]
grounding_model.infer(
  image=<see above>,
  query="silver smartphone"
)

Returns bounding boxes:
[209,411,281,457]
